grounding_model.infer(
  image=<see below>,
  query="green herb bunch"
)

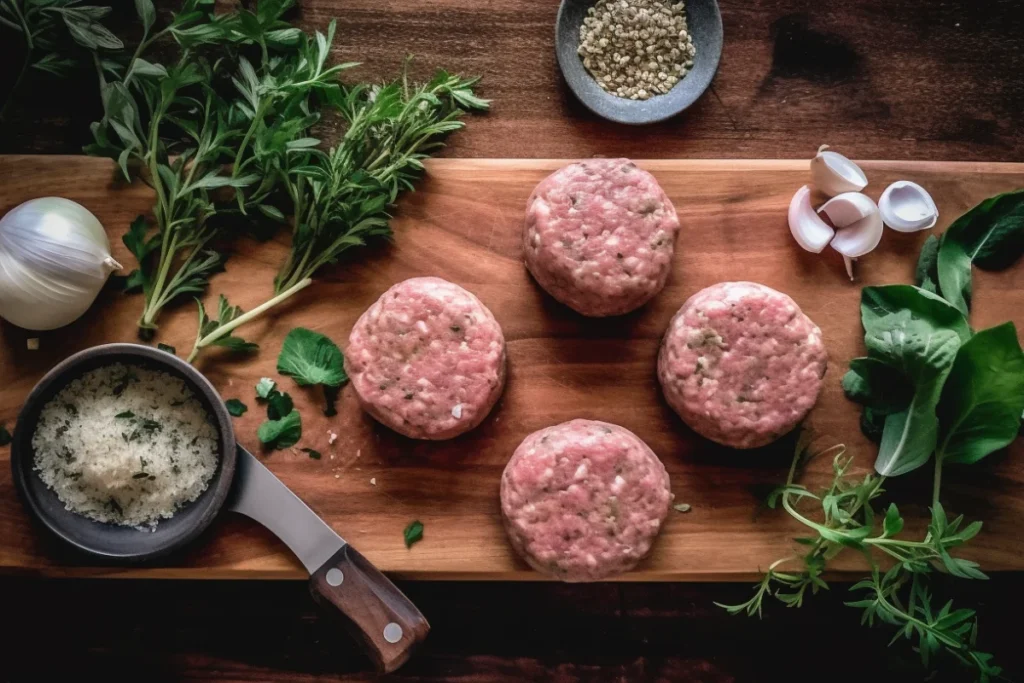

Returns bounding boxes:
[720,190,1024,682]
[1,0,121,120]
[85,0,347,339]
[185,66,489,361]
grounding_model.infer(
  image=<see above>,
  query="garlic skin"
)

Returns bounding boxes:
[879,181,938,232]
[810,145,868,197]
[787,185,835,253]
[0,197,121,331]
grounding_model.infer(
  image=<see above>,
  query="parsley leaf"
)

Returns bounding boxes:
[277,328,346,387]
[257,410,301,450]
[266,391,293,421]
[225,399,248,417]
[0,424,11,447]
[403,520,424,548]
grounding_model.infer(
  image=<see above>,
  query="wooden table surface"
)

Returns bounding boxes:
[1,0,1023,680]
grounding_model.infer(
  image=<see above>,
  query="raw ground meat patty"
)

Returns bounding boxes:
[500,419,672,581]
[523,158,680,317]
[345,277,506,440]
[657,281,828,449]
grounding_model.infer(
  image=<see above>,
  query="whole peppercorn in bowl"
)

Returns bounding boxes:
[555,0,723,124]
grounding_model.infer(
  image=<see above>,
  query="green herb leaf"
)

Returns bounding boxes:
[0,424,11,447]
[134,0,155,32]
[915,234,941,294]
[225,398,248,417]
[936,322,1024,465]
[266,390,293,421]
[257,410,302,450]
[937,189,1024,314]
[882,503,904,538]
[157,343,176,355]
[860,285,971,346]
[403,520,424,548]
[256,378,276,399]
[301,447,321,460]
[277,328,347,387]
[842,357,913,415]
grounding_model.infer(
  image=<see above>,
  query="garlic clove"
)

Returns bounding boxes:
[810,145,868,197]
[818,192,879,229]
[787,185,835,253]
[878,180,938,232]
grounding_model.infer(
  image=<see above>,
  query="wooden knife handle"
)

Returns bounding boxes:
[309,545,429,672]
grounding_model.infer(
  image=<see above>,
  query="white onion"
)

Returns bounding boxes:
[0,197,121,330]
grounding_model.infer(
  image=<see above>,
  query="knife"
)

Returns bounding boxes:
[228,446,429,672]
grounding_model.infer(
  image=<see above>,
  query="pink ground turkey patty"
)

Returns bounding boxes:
[500,420,673,581]
[523,158,680,317]
[657,282,828,449]
[345,277,506,440]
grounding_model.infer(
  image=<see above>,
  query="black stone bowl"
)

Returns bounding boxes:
[10,343,236,562]
[556,0,723,125]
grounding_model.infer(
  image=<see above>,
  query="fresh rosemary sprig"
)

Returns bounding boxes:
[185,65,489,361]
[717,438,999,681]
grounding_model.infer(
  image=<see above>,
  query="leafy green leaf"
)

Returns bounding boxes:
[842,357,913,415]
[257,410,301,449]
[266,390,293,421]
[915,234,941,294]
[255,378,276,399]
[276,328,347,386]
[860,285,971,347]
[882,503,904,538]
[225,398,247,417]
[937,189,1024,314]
[936,322,1024,465]
[0,424,11,447]
[403,520,424,548]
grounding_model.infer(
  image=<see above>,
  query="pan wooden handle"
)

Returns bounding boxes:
[309,544,429,672]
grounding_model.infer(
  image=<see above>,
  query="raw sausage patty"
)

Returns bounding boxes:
[657,281,827,449]
[500,419,672,581]
[345,277,506,440]
[523,158,680,317]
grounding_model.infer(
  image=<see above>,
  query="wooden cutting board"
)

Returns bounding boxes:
[0,156,1022,580]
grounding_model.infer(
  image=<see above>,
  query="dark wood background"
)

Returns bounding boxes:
[2,0,1023,681]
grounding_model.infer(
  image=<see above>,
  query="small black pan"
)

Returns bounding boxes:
[10,343,428,672]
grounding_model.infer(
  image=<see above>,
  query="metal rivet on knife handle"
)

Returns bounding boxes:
[326,568,344,586]
[383,622,403,644]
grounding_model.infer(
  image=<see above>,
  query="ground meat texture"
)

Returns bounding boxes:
[345,277,506,440]
[523,158,680,317]
[657,281,828,449]
[500,420,672,582]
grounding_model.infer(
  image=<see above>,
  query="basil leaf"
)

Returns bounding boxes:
[860,285,971,346]
[842,357,912,415]
[257,410,301,450]
[873,329,961,477]
[225,398,248,417]
[403,520,424,548]
[277,327,347,386]
[936,322,1024,466]
[937,189,1024,314]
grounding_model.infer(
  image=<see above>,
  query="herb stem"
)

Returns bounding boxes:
[932,450,945,508]
[187,277,313,362]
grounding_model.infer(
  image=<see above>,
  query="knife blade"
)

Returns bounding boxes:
[227,446,344,572]
[226,446,429,673]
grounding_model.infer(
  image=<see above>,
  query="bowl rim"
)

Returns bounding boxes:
[10,342,237,562]
[554,0,724,125]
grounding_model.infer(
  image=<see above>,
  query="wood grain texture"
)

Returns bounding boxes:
[2,577,1021,681]
[0,155,1022,580]
[1,0,1023,161]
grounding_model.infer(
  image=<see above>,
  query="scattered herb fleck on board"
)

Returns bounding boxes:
[719,189,1024,683]
[225,399,247,417]
[404,520,424,549]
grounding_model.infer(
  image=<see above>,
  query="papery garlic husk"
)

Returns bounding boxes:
[0,197,121,330]
[810,145,868,197]
[878,180,938,232]
[788,185,835,253]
